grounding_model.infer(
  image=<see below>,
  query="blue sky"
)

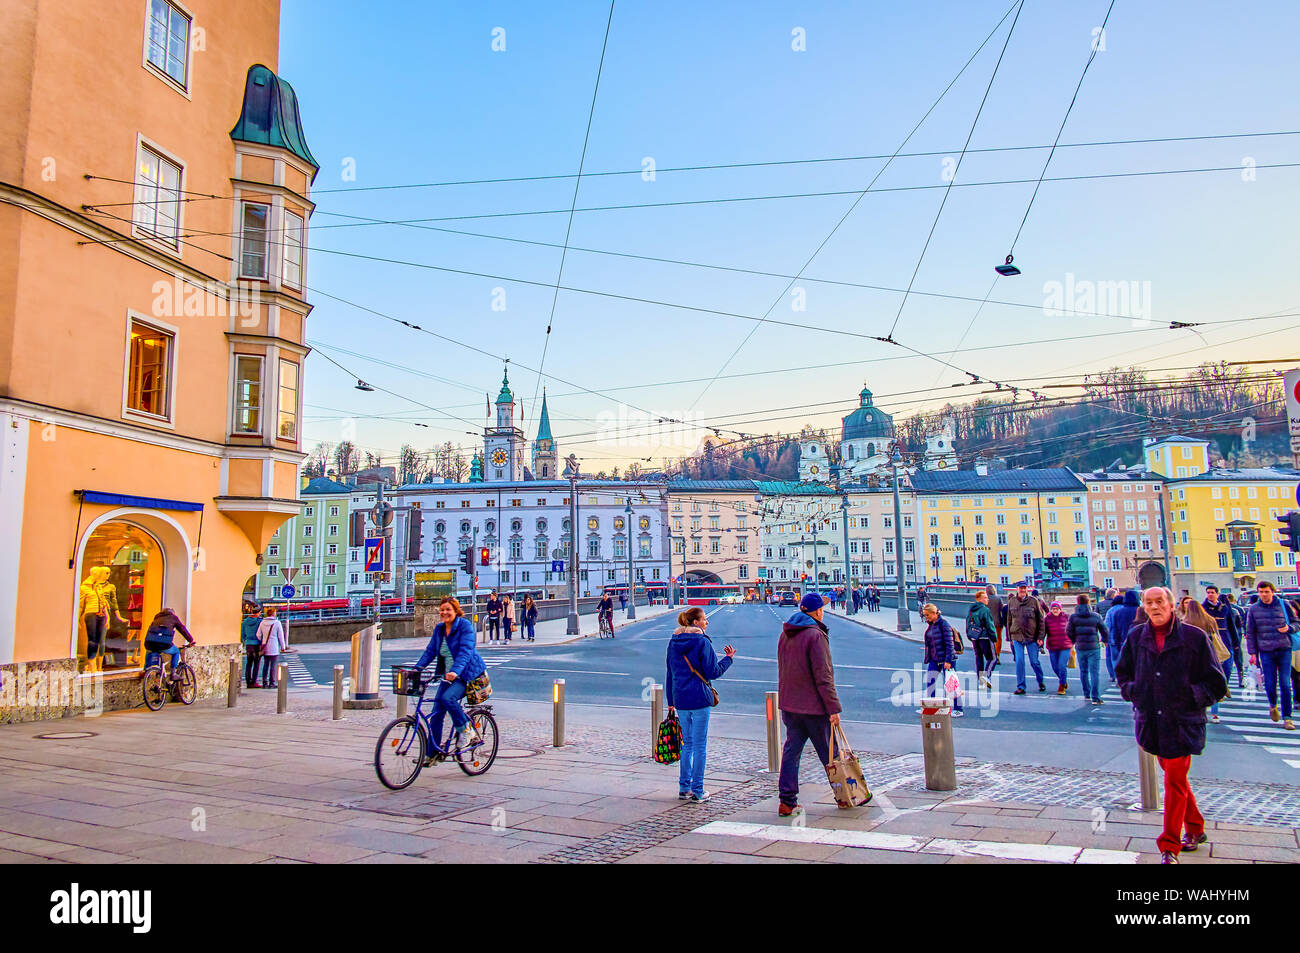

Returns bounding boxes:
[278,0,1300,472]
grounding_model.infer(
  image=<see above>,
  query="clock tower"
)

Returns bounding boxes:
[484,367,525,482]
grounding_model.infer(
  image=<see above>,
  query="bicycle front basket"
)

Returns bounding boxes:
[391,665,425,696]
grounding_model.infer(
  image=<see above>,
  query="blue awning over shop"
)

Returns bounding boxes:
[75,490,204,512]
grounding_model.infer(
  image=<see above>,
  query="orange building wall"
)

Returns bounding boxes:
[15,418,255,663]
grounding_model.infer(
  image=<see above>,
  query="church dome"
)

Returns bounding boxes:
[841,388,893,441]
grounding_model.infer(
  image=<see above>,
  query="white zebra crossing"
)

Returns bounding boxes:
[1098,680,1300,769]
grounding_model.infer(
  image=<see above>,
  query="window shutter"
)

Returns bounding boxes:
[350,511,365,547]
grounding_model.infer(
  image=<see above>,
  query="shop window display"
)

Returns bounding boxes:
[77,523,162,673]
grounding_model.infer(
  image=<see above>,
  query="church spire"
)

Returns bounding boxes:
[536,389,553,442]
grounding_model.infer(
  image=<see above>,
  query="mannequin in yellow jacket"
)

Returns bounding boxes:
[78,566,124,673]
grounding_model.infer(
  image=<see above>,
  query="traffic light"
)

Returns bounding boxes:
[1279,511,1300,553]
[461,547,474,575]
[480,546,490,566]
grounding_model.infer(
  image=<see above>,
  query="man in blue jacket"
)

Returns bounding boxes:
[416,597,487,753]
[665,607,735,802]
[1104,589,1140,681]
[1245,581,1300,729]
[1202,585,1242,691]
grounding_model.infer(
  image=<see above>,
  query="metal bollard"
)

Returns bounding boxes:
[227,656,239,708]
[552,678,565,748]
[920,697,956,791]
[332,664,344,721]
[764,690,781,773]
[650,683,664,758]
[277,664,288,714]
[1138,748,1162,810]
[396,694,408,719]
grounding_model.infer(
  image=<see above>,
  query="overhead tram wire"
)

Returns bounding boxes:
[884,0,1025,342]
[929,0,1118,390]
[1003,0,1119,266]
[81,161,1300,248]
[83,129,1300,203]
[683,0,1024,410]
[530,0,617,415]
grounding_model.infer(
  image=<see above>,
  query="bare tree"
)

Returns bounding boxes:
[334,440,359,476]
[398,444,424,485]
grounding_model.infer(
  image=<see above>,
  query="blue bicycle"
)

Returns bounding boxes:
[374,665,499,790]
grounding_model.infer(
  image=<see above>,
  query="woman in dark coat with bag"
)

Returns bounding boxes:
[665,607,735,803]
[1115,587,1227,864]
[922,604,963,717]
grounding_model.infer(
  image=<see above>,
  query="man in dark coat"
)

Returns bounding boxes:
[1116,587,1227,864]
[1202,584,1242,691]
[776,593,843,816]
[1104,589,1140,681]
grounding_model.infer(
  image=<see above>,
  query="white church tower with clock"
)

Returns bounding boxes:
[484,368,525,482]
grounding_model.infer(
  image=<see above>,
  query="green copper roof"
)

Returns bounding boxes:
[495,368,513,404]
[230,65,318,177]
[469,453,484,482]
[535,389,553,441]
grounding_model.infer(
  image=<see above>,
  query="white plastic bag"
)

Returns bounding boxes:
[944,668,963,698]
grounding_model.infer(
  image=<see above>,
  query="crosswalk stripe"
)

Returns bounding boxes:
[1242,734,1300,745]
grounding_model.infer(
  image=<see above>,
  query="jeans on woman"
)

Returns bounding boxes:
[244,645,262,687]
[429,677,470,751]
[1259,648,1294,719]
[677,707,711,797]
[1048,649,1071,689]
[1077,648,1101,701]
[260,653,279,687]
[525,621,536,641]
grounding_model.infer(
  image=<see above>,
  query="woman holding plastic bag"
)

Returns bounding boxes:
[922,603,963,717]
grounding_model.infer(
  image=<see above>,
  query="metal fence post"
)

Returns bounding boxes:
[227,656,239,708]
[277,664,288,714]
[650,684,664,758]
[332,664,344,721]
[1138,748,1162,810]
[764,690,781,773]
[553,678,565,748]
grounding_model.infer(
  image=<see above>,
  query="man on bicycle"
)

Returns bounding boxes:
[598,591,615,637]
[415,597,486,754]
[143,608,195,680]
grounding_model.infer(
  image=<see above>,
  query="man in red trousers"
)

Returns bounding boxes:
[1115,587,1227,864]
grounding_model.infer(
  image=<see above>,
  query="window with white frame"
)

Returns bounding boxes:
[126,318,174,420]
[144,0,191,88]
[133,144,182,250]
[278,360,299,439]
[239,202,271,279]
[282,210,305,288]
[232,355,261,433]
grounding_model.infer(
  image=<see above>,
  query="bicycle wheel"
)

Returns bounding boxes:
[142,668,166,711]
[456,708,499,776]
[174,664,197,705]
[374,716,427,790]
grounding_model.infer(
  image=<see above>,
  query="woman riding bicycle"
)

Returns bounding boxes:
[415,597,486,752]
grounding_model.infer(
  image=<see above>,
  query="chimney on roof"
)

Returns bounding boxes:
[975,462,988,476]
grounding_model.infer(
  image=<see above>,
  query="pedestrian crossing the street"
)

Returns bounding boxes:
[1097,678,1300,771]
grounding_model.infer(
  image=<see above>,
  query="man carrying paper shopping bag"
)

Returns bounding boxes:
[776,593,842,817]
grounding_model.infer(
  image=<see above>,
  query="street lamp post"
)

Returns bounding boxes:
[625,498,636,620]
[891,448,911,632]
[840,492,855,614]
[564,457,580,635]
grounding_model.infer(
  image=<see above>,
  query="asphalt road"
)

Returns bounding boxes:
[296,605,1300,786]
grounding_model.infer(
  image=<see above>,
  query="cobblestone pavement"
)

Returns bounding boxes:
[2,688,1296,865]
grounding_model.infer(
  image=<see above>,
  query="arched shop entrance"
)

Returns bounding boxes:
[71,510,192,675]
[1137,562,1166,589]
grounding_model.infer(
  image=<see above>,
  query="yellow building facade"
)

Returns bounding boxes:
[0,0,314,720]
[1144,437,1299,596]
[911,469,1091,587]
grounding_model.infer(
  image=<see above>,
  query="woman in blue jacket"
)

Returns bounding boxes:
[922,603,962,716]
[416,597,487,752]
[665,607,735,802]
